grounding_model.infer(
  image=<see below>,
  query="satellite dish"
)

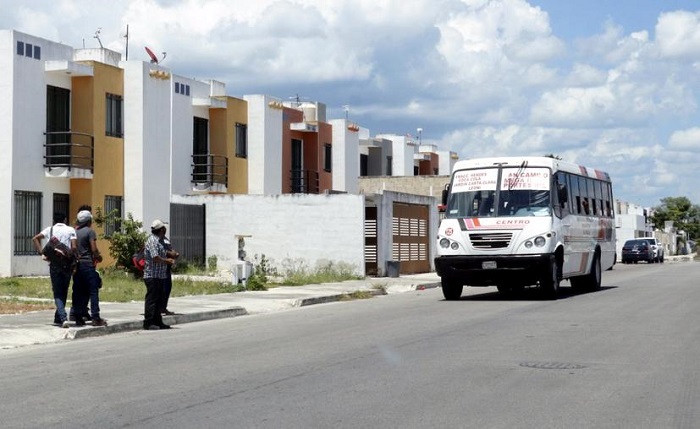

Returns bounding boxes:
[145,46,158,64]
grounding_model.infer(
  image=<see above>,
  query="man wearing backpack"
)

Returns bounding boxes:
[32,212,77,328]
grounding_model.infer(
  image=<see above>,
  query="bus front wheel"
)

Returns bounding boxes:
[540,256,560,300]
[441,278,463,301]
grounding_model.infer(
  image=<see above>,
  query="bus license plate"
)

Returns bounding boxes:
[482,261,497,269]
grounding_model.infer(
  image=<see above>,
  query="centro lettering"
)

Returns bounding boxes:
[496,220,530,225]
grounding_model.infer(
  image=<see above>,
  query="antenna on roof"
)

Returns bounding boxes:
[123,24,129,60]
[289,93,309,107]
[94,28,103,49]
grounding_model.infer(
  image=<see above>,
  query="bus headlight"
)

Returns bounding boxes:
[440,238,450,248]
[524,241,533,248]
[450,242,459,250]
[534,236,546,247]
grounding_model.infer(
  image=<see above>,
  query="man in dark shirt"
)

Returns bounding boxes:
[72,210,106,326]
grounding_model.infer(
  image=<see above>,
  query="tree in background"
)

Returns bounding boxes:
[651,197,700,239]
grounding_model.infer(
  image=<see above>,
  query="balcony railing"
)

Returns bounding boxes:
[290,169,319,194]
[192,154,228,187]
[43,131,94,173]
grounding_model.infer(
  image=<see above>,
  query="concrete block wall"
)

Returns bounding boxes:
[171,193,366,277]
[359,176,450,199]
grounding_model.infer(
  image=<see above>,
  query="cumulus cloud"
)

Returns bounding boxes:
[656,10,700,58]
[3,0,700,205]
[669,127,700,151]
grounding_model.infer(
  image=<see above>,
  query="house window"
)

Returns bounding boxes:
[104,195,123,237]
[324,144,332,172]
[106,93,123,137]
[53,193,69,221]
[14,191,42,255]
[386,156,393,176]
[16,41,24,55]
[235,123,247,158]
[33,45,41,59]
[25,43,33,57]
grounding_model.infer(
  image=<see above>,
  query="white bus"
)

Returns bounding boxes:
[435,156,615,300]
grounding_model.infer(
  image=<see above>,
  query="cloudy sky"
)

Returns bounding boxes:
[3,0,700,208]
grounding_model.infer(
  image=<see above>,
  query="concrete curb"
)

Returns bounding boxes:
[48,281,440,342]
[66,307,248,340]
[294,288,387,307]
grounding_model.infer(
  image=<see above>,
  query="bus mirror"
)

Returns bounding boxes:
[441,184,450,206]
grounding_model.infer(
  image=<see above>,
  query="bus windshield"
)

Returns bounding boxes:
[445,166,551,218]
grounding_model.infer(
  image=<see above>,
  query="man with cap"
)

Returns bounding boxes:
[32,212,77,328]
[72,210,106,326]
[143,219,175,330]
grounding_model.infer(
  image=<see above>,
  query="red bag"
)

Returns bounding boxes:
[132,247,145,271]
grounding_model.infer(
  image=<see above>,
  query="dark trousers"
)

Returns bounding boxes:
[144,277,164,328]
[49,264,71,323]
[73,263,101,320]
[159,271,172,312]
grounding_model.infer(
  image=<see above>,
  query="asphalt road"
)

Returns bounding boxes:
[1,261,699,428]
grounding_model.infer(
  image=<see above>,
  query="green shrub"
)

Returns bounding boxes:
[94,209,148,277]
[208,255,218,272]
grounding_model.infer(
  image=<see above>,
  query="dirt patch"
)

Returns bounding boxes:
[0,300,54,315]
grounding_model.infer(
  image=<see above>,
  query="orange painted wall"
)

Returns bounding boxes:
[317,122,332,192]
[281,107,303,193]
[419,153,440,176]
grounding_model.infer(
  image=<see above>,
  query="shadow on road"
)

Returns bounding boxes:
[447,285,618,302]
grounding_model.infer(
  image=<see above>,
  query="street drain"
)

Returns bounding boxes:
[519,361,586,370]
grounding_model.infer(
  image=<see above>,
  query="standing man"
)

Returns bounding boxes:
[32,212,76,328]
[73,210,106,327]
[143,220,174,330]
[160,234,179,316]
[69,204,93,322]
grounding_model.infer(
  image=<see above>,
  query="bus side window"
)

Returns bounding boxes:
[582,198,590,215]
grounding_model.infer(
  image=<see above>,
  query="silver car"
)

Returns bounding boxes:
[644,237,665,263]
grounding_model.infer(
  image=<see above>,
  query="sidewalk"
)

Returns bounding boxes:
[0,273,441,350]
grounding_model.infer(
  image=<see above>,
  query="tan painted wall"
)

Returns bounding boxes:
[209,107,228,189]
[227,97,248,194]
[71,61,124,266]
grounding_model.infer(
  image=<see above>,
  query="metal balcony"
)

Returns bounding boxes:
[43,131,94,177]
[191,154,228,189]
[290,169,319,194]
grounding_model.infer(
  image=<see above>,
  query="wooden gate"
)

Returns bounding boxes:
[364,206,378,276]
[392,202,430,274]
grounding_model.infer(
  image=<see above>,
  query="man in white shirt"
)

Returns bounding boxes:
[32,212,77,328]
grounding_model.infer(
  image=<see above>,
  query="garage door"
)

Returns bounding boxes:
[392,202,430,274]
[364,206,378,276]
